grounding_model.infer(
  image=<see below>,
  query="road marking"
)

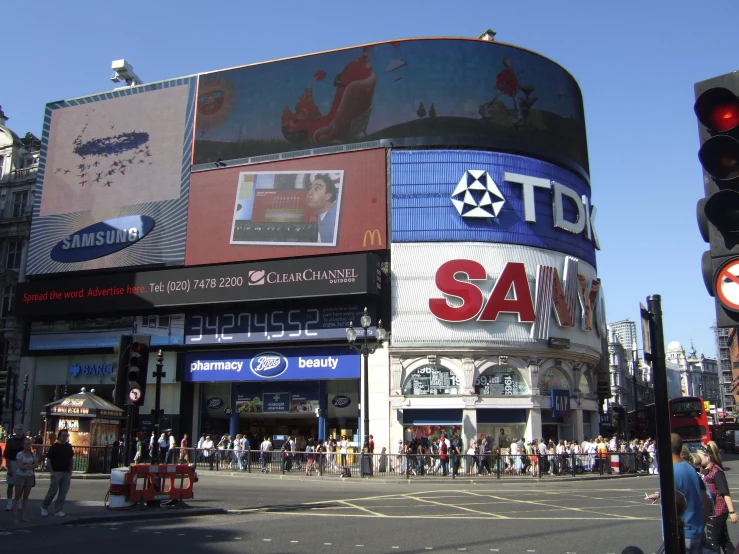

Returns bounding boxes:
[263,539,271,542]
[338,499,387,517]
[403,493,509,519]
[235,537,242,540]
[291,540,299,543]
[325,543,333,546]
[177,534,185,536]
[356,545,364,547]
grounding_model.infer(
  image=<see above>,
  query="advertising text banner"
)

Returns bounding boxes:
[186,150,386,265]
[16,253,379,318]
[391,150,597,267]
[193,38,587,178]
[183,346,360,382]
[28,77,196,275]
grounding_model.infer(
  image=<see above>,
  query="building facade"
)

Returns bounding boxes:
[714,325,733,415]
[0,106,37,426]
[16,36,608,453]
[666,341,720,406]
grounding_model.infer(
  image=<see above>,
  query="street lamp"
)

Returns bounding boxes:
[346,308,386,465]
[632,349,640,440]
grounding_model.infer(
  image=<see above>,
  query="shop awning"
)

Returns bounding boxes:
[43,388,125,419]
[477,409,527,424]
[403,409,463,425]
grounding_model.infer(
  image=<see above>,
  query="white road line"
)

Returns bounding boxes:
[325,543,332,546]
[234,538,242,540]
[177,534,185,536]
[291,540,299,543]
[356,545,364,547]
[263,539,271,542]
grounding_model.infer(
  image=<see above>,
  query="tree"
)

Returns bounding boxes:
[429,103,436,120]
[417,102,426,119]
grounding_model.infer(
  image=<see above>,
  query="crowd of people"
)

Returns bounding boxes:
[0,424,75,524]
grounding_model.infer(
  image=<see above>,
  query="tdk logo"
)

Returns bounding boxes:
[248,270,265,286]
[451,170,505,219]
[250,352,288,378]
[50,215,155,263]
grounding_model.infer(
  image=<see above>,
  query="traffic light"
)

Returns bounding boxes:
[127,335,151,406]
[113,335,132,408]
[695,71,739,327]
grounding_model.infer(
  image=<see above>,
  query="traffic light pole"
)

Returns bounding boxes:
[150,350,165,463]
[647,295,684,554]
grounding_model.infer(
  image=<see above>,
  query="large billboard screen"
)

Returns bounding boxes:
[28,77,196,275]
[16,253,381,318]
[193,38,588,178]
[391,242,605,351]
[186,149,385,265]
[391,150,597,267]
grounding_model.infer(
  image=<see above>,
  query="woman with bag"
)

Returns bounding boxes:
[12,437,38,523]
[697,441,737,554]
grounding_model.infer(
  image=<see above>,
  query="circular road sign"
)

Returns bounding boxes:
[715,259,739,311]
[128,388,142,403]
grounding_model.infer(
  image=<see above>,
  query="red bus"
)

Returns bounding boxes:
[642,396,710,445]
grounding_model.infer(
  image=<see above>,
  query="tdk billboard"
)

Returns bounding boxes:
[391,150,598,267]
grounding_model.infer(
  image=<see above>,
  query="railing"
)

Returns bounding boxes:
[0,442,650,477]
[10,167,38,182]
[169,448,650,479]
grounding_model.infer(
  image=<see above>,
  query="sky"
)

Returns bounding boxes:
[3,0,737,358]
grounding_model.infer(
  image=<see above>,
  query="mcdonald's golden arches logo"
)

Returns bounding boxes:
[363,229,382,247]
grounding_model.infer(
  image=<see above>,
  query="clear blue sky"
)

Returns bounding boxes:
[4,0,737,357]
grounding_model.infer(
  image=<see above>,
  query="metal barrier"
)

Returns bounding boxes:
[0,441,648,477]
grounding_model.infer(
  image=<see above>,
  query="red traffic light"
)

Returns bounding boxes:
[695,88,739,133]
[131,341,149,354]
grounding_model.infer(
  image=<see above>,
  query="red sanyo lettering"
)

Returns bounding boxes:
[429,260,535,323]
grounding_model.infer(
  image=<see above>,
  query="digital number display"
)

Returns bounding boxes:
[185,304,376,345]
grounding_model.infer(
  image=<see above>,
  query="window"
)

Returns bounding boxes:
[5,240,19,270]
[474,365,528,396]
[0,156,4,178]
[0,286,13,317]
[12,190,27,218]
[402,365,460,396]
[538,368,571,394]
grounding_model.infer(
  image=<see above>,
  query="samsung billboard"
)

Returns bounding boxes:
[391,150,597,267]
[28,77,196,275]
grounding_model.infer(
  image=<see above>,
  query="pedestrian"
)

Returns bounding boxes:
[179,434,190,463]
[40,428,74,518]
[167,432,177,464]
[12,437,38,523]
[645,433,704,554]
[4,424,25,511]
[158,433,168,463]
[697,441,737,554]
[202,435,215,470]
[260,435,272,473]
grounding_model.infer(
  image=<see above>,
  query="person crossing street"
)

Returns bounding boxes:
[40,429,74,518]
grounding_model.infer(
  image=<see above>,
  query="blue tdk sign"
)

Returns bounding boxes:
[184,346,360,382]
[50,215,155,263]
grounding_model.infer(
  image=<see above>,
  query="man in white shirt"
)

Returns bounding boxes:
[260,436,272,473]
[167,433,176,464]
[306,174,339,243]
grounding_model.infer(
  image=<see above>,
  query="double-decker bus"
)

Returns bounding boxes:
[642,396,710,446]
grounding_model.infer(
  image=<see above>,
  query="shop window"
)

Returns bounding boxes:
[538,367,570,394]
[402,364,460,396]
[474,365,527,396]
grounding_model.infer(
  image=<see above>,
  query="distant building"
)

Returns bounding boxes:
[714,325,734,415]
[609,319,639,359]
[0,106,38,425]
[666,341,720,405]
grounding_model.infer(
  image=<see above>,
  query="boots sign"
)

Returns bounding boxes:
[429,257,605,340]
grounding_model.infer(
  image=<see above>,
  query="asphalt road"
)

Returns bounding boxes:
[1,466,739,553]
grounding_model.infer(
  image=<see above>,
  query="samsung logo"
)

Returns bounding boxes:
[50,215,155,263]
[250,352,289,379]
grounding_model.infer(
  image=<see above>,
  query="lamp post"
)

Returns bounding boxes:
[346,308,386,474]
[632,349,640,440]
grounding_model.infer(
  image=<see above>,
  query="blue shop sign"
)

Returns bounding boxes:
[184,346,360,382]
[551,389,571,418]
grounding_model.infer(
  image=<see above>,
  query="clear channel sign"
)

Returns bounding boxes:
[716,259,739,311]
